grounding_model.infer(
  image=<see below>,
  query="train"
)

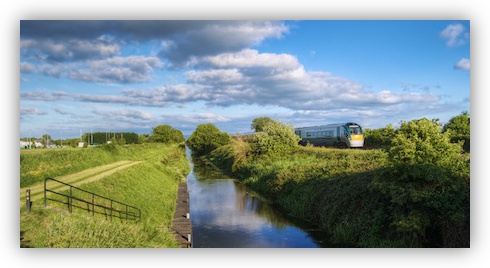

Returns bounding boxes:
[294,122,364,148]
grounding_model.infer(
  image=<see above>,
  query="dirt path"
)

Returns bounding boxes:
[20,160,142,203]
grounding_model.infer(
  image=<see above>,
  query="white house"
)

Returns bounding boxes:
[20,141,30,149]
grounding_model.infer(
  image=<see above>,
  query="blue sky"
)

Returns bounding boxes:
[19,20,470,139]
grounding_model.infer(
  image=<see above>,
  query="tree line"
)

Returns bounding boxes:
[21,125,186,148]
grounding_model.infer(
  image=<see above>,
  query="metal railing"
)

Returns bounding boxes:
[44,178,141,222]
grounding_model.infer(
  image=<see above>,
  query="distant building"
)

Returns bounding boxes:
[20,140,43,149]
[78,142,85,148]
[34,140,44,148]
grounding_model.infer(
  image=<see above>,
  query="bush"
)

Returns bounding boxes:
[371,118,469,247]
[363,124,396,149]
[186,123,231,155]
[250,119,300,159]
[388,118,462,167]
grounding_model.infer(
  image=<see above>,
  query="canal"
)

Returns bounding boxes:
[185,148,327,248]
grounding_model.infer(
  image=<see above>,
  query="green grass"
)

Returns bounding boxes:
[20,143,176,187]
[20,143,190,248]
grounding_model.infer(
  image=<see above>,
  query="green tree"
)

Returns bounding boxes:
[371,118,469,247]
[151,125,185,144]
[443,111,470,152]
[250,119,300,159]
[251,116,274,132]
[186,123,231,155]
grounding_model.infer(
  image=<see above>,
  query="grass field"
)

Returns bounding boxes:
[20,143,190,248]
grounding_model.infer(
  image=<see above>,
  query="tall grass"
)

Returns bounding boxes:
[20,143,189,248]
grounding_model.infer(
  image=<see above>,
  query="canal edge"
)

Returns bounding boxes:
[170,181,192,248]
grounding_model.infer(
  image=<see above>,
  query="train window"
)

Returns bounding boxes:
[349,127,362,134]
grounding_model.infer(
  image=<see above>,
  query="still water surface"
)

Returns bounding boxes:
[186,148,325,248]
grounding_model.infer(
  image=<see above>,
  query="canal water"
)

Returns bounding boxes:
[185,148,326,248]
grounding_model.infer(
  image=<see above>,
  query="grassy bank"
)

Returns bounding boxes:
[209,139,470,247]
[20,143,190,248]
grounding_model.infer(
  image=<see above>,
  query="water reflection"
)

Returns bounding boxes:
[186,149,324,248]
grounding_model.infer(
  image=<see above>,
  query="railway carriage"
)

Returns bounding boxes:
[294,122,364,148]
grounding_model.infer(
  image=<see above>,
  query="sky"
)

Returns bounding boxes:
[19,20,470,139]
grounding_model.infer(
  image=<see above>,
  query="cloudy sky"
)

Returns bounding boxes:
[20,20,470,138]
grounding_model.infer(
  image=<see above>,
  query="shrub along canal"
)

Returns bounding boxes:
[185,148,327,248]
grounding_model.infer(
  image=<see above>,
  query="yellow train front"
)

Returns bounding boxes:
[295,122,364,148]
[344,122,364,148]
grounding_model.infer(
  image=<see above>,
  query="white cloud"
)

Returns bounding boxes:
[439,23,469,47]
[28,56,164,84]
[199,49,301,70]
[21,91,67,101]
[21,38,120,62]
[68,56,163,84]
[454,58,470,70]
[20,107,48,116]
[183,49,439,110]
[20,62,36,73]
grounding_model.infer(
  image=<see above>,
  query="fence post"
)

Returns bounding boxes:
[110,200,113,221]
[26,189,31,213]
[69,186,72,213]
[44,179,47,207]
[92,194,95,217]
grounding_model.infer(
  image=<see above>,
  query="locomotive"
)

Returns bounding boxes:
[294,122,364,148]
